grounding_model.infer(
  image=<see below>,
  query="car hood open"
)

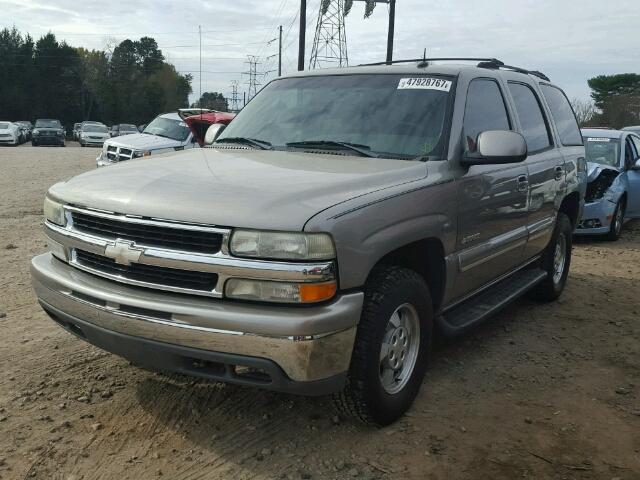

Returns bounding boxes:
[49,148,426,231]
[587,162,620,182]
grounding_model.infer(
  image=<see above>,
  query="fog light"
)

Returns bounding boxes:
[225,279,337,303]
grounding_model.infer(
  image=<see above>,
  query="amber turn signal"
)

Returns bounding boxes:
[299,281,337,303]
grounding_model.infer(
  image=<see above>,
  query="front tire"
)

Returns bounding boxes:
[333,266,433,425]
[529,213,572,302]
[606,200,624,241]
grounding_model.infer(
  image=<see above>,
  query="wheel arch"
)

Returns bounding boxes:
[559,191,581,228]
[366,238,446,313]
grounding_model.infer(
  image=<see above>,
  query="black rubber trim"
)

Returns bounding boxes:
[39,300,346,396]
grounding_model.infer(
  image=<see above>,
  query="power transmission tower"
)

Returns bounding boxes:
[229,81,240,112]
[309,0,349,69]
[243,55,261,101]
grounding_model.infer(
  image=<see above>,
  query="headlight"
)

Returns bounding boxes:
[230,230,335,261]
[32,129,40,135]
[225,279,337,303]
[133,150,152,158]
[43,197,66,226]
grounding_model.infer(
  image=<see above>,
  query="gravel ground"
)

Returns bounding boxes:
[0,145,639,480]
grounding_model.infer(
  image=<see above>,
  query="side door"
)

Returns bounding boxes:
[627,135,640,218]
[453,77,529,299]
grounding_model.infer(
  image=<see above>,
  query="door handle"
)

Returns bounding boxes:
[517,175,529,192]
[554,166,564,181]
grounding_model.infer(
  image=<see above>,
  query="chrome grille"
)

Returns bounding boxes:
[105,145,133,161]
[71,210,223,254]
[75,249,219,292]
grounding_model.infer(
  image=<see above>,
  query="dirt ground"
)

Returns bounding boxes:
[0,145,638,480]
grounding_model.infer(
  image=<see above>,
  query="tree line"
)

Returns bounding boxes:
[0,27,193,128]
[572,73,640,128]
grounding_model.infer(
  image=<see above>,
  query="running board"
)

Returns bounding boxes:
[437,268,548,337]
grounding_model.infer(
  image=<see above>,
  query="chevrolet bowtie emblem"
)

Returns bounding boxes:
[104,240,143,266]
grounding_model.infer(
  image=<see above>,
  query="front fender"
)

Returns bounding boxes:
[304,164,457,290]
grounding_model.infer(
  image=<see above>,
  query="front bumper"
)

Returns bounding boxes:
[575,198,617,235]
[31,253,362,394]
[81,138,106,146]
[33,136,64,145]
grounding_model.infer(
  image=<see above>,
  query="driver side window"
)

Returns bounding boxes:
[625,137,638,169]
[463,79,511,153]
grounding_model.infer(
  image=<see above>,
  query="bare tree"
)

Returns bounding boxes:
[571,98,598,127]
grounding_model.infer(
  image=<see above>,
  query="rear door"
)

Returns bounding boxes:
[453,77,529,299]
[627,135,640,218]
[505,80,561,259]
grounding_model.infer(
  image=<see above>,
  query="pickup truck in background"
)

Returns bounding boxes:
[96,111,234,166]
[32,58,584,425]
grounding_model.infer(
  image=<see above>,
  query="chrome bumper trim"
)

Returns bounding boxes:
[31,253,361,381]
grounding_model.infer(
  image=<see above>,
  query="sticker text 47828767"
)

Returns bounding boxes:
[397,77,452,92]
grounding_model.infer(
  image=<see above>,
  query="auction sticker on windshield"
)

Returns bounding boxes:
[587,137,611,142]
[398,77,452,92]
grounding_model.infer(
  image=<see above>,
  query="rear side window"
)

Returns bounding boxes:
[508,83,552,153]
[540,85,582,146]
[463,79,511,152]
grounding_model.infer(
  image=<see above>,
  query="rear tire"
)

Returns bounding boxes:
[333,265,433,426]
[606,200,624,241]
[528,213,572,302]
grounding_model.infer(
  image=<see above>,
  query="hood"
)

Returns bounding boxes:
[49,148,426,231]
[587,162,620,182]
[104,133,183,151]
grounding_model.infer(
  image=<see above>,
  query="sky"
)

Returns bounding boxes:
[2,0,638,106]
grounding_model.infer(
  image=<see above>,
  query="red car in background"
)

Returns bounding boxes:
[179,109,236,146]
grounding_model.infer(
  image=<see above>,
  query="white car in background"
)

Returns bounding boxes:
[97,112,197,167]
[79,123,110,147]
[0,122,20,146]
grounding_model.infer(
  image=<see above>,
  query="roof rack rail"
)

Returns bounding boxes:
[357,56,550,81]
[477,59,550,81]
[358,57,505,67]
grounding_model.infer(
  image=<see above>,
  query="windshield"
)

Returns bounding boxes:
[0,122,10,129]
[584,136,620,167]
[35,120,61,128]
[218,74,453,159]
[143,117,189,141]
[120,124,138,131]
[82,125,108,133]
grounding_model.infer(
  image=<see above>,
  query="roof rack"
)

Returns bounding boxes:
[477,59,550,81]
[358,57,504,67]
[357,57,550,81]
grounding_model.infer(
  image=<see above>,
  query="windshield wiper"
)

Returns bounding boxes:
[286,140,379,158]
[215,136,272,150]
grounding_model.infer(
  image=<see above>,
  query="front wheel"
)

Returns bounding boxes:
[333,266,433,425]
[529,213,572,302]
[606,200,625,241]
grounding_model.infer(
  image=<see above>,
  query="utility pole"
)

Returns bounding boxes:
[278,25,283,76]
[298,0,306,71]
[386,0,396,63]
[198,25,202,106]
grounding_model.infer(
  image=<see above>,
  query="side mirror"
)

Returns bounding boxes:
[204,124,226,145]
[462,130,528,166]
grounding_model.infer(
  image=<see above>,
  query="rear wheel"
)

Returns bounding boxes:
[606,200,624,241]
[529,213,572,302]
[333,266,433,425]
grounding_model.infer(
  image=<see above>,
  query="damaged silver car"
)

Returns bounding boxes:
[576,128,640,239]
